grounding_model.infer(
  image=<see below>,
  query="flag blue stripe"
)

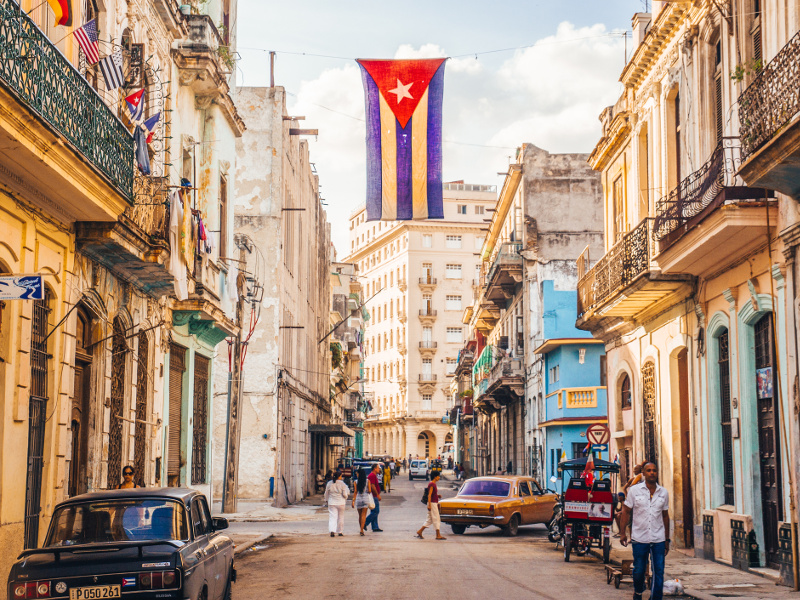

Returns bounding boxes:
[395,117,413,220]
[360,66,383,221]
[426,63,445,219]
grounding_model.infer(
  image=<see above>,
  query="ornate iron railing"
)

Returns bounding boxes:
[128,176,170,243]
[577,218,655,317]
[0,0,134,199]
[739,29,800,160]
[486,242,522,284]
[654,143,728,242]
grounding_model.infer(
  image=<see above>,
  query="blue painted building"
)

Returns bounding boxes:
[534,281,607,482]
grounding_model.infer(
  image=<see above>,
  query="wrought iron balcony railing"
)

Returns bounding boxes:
[577,218,655,318]
[418,373,437,382]
[486,242,523,284]
[739,30,800,160]
[419,309,438,317]
[419,341,438,349]
[419,276,437,286]
[127,176,169,244]
[0,0,134,200]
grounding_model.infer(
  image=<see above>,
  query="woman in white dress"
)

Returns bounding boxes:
[324,471,350,537]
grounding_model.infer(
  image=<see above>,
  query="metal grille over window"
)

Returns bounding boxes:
[641,361,658,465]
[192,355,210,485]
[107,318,128,489]
[134,332,149,488]
[718,331,735,505]
[24,290,51,549]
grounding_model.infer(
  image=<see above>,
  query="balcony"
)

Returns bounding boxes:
[576,218,691,330]
[398,278,407,291]
[398,309,407,323]
[172,15,245,135]
[474,301,500,334]
[738,31,800,198]
[485,242,523,307]
[398,341,407,355]
[419,341,438,356]
[456,348,475,375]
[556,387,600,409]
[483,357,524,405]
[418,308,438,324]
[461,397,474,418]
[653,141,776,276]
[0,0,133,220]
[418,374,438,383]
[418,276,437,290]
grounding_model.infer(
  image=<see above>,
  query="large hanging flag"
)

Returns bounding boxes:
[356,58,446,221]
[46,0,72,26]
[73,19,98,64]
[125,89,145,122]
[99,50,124,91]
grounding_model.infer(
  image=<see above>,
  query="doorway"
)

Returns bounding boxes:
[68,309,93,497]
[677,348,694,548]
[753,314,782,569]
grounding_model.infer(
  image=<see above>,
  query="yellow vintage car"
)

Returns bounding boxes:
[439,475,558,536]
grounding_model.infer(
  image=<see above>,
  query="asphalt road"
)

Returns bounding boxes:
[229,474,640,599]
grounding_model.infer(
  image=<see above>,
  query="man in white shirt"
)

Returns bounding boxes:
[619,462,670,600]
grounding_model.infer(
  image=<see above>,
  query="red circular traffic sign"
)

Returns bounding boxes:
[586,423,610,445]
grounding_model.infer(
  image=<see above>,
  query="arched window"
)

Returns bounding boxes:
[107,317,128,489]
[134,331,149,487]
[620,374,632,410]
[717,328,734,505]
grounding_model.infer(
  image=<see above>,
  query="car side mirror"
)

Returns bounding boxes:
[211,517,229,531]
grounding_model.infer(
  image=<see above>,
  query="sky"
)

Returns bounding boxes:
[234,1,647,257]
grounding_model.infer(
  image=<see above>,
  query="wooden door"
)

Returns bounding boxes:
[168,343,186,486]
[754,315,782,569]
[678,349,694,548]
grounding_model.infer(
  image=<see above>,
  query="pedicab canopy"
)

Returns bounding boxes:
[557,457,620,473]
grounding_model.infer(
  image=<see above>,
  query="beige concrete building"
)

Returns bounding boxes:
[345,183,496,459]
[212,86,333,507]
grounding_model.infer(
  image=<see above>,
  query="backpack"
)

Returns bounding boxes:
[421,484,430,504]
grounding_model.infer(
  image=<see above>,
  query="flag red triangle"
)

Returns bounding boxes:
[357,58,446,128]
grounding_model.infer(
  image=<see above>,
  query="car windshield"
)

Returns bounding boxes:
[459,480,511,497]
[45,499,189,546]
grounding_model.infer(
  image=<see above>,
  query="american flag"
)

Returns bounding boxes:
[73,19,99,65]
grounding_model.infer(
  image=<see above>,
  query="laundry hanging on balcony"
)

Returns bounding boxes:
[133,126,150,175]
[168,190,189,301]
[46,0,72,26]
[356,58,446,221]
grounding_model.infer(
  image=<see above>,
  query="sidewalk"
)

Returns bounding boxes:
[595,544,795,599]
[212,499,323,522]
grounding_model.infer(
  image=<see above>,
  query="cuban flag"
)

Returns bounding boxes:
[356,58,446,221]
[121,577,136,588]
[143,112,161,144]
[125,89,145,122]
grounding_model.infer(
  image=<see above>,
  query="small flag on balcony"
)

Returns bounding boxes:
[73,19,98,63]
[99,50,124,91]
[47,0,72,26]
[356,58,446,221]
[133,126,151,176]
[143,112,161,144]
[125,89,145,122]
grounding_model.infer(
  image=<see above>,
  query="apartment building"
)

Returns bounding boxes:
[345,183,497,459]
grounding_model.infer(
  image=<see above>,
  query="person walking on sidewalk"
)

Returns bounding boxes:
[416,472,446,540]
[363,464,383,532]
[383,461,393,493]
[324,471,350,537]
[352,469,371,536]
[619,461,670,600]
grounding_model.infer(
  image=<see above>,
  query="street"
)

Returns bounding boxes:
[230,475,634,599]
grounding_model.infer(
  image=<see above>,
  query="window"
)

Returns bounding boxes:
[600,355,607,387]
[422,234,432,248]
[421,263,433,283]
[474,237,483,250]
[475,205,485,215]
[446,327,462,344]
[422,359,432,378]
[446,358,457,374]
[219,175,228,260]
[519,481,531,496]
[641,361,658,464]
[445,264,462,279]
[457,205,467,214]
[422,294,432,314]
[620,373,631,409]
[445,295,461,311]
[613,175,625,242]
[191,498,211,537]
[549,365,560,384]
[572,442,585,460]
[446,235,462,249]
[422,394,433,410]
[718,330,734,505]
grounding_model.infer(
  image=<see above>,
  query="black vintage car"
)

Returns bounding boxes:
[7,488,235,600]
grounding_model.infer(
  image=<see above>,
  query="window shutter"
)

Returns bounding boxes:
[168,344,186,479]
[715,74,723,144]
[753,27,762,64]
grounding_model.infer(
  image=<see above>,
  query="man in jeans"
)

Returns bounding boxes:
[363,464,383,532]
[619,462,670,600]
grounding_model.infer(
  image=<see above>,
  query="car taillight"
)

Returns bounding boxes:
[489,505,495,516]
[139,571,179,590]
[13,582,50,599]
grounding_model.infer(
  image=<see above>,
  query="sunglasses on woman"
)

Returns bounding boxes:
[123,471,134,476]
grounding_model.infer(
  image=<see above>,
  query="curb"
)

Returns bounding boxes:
[233,534,273,556]
[588,547,701,599]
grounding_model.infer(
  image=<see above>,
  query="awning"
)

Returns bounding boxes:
[308,423,355,437]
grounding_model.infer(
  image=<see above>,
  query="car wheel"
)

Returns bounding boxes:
[222,569,233,600]
[409,475,413,480]
[198,586,208,600]
[503,514,520,537]
[451,524,467,535]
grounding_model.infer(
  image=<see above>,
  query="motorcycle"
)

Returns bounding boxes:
[547,478,564,543]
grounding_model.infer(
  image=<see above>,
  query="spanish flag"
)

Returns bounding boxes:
[357,59,446,221]
[46,0,72,26]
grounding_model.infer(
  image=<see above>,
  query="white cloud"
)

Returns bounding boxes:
[287,22,624,257]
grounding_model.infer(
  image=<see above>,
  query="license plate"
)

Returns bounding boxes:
[457,509,473,515]
[69,585,121,599]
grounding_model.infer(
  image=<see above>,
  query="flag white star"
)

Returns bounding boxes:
[388,78,414,104]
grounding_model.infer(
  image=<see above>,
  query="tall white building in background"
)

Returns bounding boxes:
[345,183,497,459]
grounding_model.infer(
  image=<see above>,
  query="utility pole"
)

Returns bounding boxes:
[222,241,247,513]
